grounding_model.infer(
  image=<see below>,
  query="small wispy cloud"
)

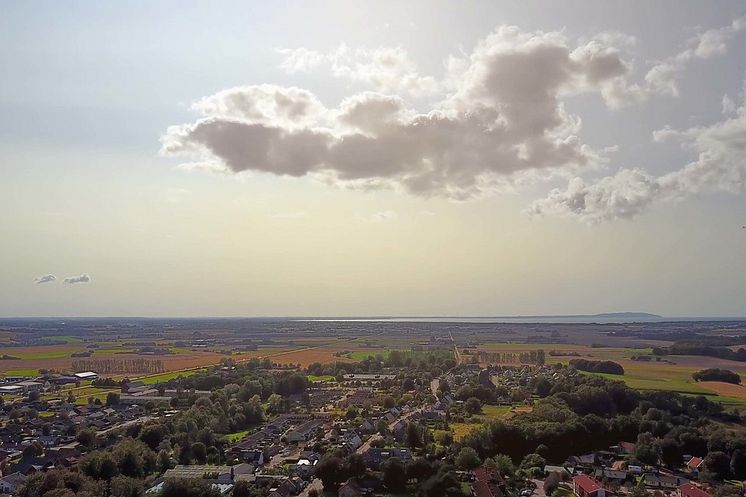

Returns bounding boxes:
[64,274,91,284]
[361,210,398,223]
[35,274,56,284]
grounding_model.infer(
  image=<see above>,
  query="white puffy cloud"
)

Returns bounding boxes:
[645,16,746,98]
[35,274,56,284]
[163,19,746,220]
[165,26,657,199]
[529,87,746,223]
[277,45,438,97]
[64,274,91,284]
[527,169,661,223]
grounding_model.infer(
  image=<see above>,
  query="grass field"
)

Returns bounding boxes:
[308,374,335,382]
[226,430,250,443]
[138,369,203,384]
[477,340,746,407]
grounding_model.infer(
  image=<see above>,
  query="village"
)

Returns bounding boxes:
[0,353,742,497]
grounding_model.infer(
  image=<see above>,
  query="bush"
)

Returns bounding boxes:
[692,369,741,384]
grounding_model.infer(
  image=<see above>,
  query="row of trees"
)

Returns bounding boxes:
[568,358,624,375]
[476,350,546,365]
[71,358,165,374]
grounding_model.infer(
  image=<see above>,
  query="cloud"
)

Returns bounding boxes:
[529,85,746,223]
[277,45,438,97]
[64,274,91,284]
[361,210,398,223]
[165,26,663,199]
[35,274,56,284]
[645,16,746,98]
[162,18,746,221]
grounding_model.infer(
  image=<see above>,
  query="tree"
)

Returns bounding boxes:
[520,453,546,472]
[233,480,253,497]
[731,449,746,480]
[157,450,172,473]
[535,378,552,397]
[544,472,562,494]
[634,432,661,466]
[139,424,166,450]
[192,442,207,465]
[660,438,683,468]
[345,454,366,478]
[704,451,731,480]
[465,397,482,414]
[159,478,221,497]
[110,475,144,497]
[406,422,423,448]
[106,392,120,406]
[315,456,345,490]
[493,454,515,476]
[382,457,407,492]
[407,458,434,482]
[456,447,481,470]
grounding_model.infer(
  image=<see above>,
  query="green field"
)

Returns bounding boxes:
[138,369,202,384]
[42,336,83,344]
[1,368,40,377]
[480,404,512,419]
[308,374,335,382]
[226,430,249,443]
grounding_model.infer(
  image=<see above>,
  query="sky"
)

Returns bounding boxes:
[1,0,745,317]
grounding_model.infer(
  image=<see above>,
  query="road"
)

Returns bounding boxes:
[96,415,155,436]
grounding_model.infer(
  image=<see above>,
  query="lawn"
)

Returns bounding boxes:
[1,368,40,377]
[226,430,250,443]
[480,404,512,419]
[308,374,335,382]
[451,422,479,441]
[42,336,83,344]
[138,369,203,384]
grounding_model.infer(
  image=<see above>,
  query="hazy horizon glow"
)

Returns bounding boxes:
[1,1,745,317]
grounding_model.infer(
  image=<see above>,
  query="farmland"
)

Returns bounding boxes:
[0,317,745,408]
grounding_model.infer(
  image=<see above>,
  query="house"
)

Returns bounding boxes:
[572,474,606,497]
[162,465,234,484]
[642,473,689,489]
[594,469,628,482]
[342,433,362,452]
[364,448,411,469]
[545,465,573,476]
[678,483,714,497]
[285,420,323,443]
[358,419,375,434]
[73,371,98,381]
[473,466,506,497]
[686,457,704,474]
[339,479,363,497]
[0,472,27,494]
[0,385,23,395]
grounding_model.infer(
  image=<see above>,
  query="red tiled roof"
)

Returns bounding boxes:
[679,483,713,497]
[574,474,604,494]
[686,457,703,469]
[474,480,494,497]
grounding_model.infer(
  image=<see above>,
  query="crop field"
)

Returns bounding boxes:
[475,340,746,406]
